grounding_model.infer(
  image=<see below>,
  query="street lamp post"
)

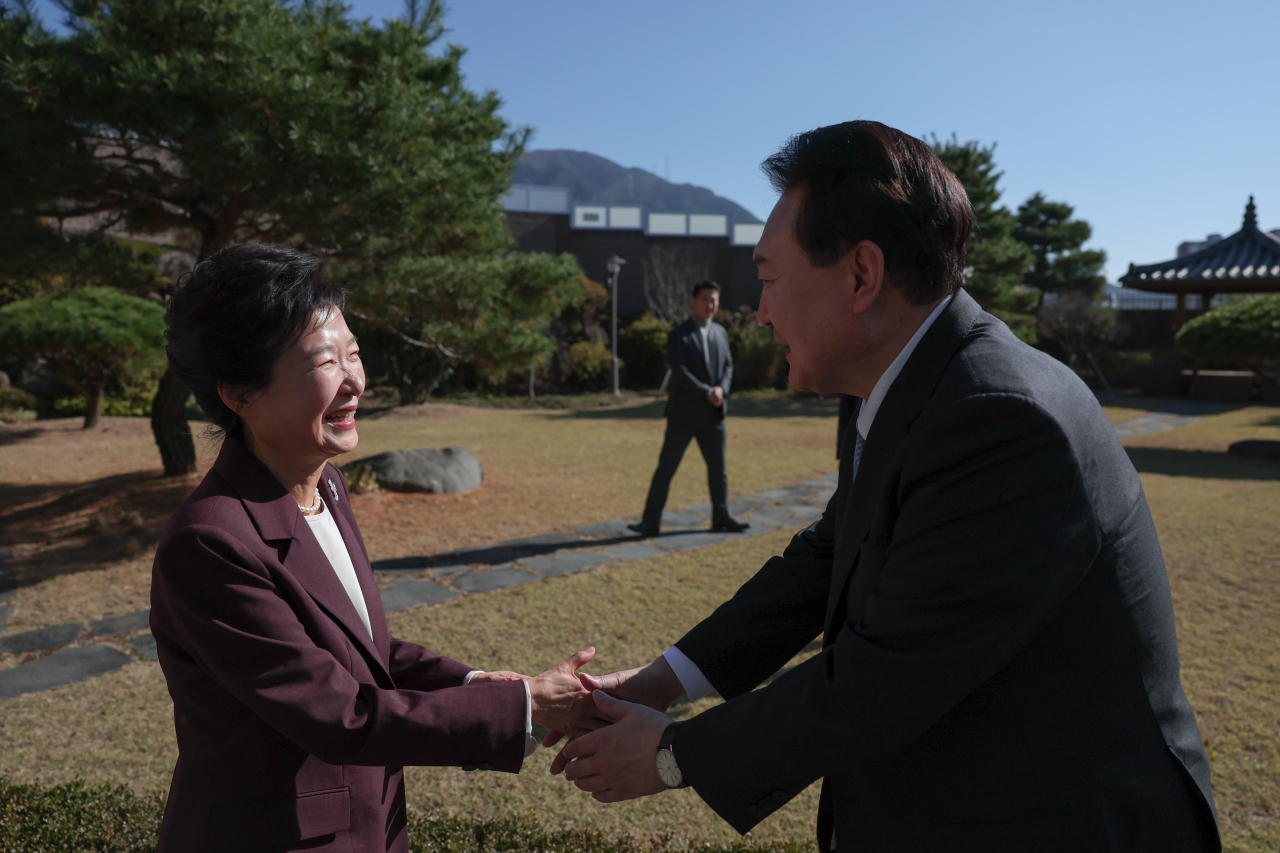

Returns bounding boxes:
[606,254,626,396]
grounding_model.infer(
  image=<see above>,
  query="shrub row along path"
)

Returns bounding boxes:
[0,400,1214,701]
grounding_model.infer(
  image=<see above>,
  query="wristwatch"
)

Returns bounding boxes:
[655,723,688,789]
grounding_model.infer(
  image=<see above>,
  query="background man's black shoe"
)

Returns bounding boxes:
[711,516,750,533]
[627,522,659,537]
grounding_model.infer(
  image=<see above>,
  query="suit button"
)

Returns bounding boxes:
[478,762,493,771]
[461,763,477,772]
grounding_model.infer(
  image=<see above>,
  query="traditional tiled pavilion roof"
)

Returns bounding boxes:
[1120,197,1280,293]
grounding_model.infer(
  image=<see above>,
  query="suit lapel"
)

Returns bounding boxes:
[213,436,391,682]
[281,518,391,681]
[322,465,393,667]
[822,292,984,636]
[686,321,711,383]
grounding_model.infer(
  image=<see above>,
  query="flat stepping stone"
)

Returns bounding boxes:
[0,607,11,626]
[88,610,150,637]
[603,543,666,561]
[1112,413,1200,437]
[656,511,707,528]
[380,581,459,612]
[732,495,769,507]
[752,489,792,501]
[820,472,839,483]
[685,501,752,517]
[0,645,133,700]
[432,547,516,569]
[0,622,83,655]
[753,505,794,519]
[790,506,824,521]
[371,556,433,576]
[799,480,832,489]
[652,531,733,551]
[575,519,642,540]
[519,552,614,576]
[817,489,836,502]
[744,512,791,528]
[129,633,159,661]
[498,532,588,555]
[453,566,539,593]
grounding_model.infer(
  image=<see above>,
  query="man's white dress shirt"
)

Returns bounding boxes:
[663,295,953,701]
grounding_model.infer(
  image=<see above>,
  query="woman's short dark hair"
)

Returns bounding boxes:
[165,243,346,433]
[761,121,973,305]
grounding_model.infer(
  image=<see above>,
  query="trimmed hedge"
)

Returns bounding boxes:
[0,778,815,853]
[1177,294,1280,367]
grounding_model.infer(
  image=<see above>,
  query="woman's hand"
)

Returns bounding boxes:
[467,670,528,684]
[528,648,603,739]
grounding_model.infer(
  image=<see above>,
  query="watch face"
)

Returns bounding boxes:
[655,748,683,788]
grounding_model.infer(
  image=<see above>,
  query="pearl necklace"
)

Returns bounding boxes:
[298,491,322,515]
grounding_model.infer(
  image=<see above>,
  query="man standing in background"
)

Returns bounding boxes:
[629,281,750,537]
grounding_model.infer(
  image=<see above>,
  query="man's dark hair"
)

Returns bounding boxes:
[165,243,346,434]
[761,120,973,305]
[691,280,721,298]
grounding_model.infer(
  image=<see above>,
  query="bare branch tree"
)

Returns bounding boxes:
[641,243,715,324]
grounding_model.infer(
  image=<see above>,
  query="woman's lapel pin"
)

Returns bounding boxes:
[328,478,339,503]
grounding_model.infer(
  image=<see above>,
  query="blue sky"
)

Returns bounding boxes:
[28,0,1280,280]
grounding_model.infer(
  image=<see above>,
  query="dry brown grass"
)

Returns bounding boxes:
[0,396,838,632]
[0,399,1277,849]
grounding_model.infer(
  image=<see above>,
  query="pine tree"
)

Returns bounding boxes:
[1014,193,1107,304]
[930,135,1037,341]
[2,0,582,471]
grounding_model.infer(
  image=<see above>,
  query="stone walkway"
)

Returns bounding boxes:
[0,475,838,701]
[0,398,1234,701]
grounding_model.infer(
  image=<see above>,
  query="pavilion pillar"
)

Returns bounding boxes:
[1173,290,1186,332]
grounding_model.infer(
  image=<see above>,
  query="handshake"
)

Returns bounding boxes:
[469,648,690,802]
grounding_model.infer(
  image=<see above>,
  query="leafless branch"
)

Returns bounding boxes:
[345,307,463,359]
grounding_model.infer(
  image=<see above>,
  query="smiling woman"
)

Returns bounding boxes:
[151,244,604,853]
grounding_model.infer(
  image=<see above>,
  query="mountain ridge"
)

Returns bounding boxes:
[512,149,762,224]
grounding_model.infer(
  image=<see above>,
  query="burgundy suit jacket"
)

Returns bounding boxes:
[150,434,527,852]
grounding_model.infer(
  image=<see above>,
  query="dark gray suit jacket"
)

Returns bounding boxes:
[670,291,1219,852]
[665,318,733,425]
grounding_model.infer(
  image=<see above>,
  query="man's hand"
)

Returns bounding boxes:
[528,648,606,739]
[551,691,673,802]
[542,655,685,748]
[707,386,725,406]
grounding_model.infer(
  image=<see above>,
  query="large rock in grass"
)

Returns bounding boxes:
[353,447,484,494]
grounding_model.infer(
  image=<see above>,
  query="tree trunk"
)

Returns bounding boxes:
[147,216,235,477]
[152,365,198,476]
[82,383,104,429]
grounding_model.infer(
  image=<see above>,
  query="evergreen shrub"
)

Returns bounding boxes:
[0,778,816,853]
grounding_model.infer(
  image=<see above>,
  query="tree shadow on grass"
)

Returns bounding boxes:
[1126,447,1280,481]
[563,396,840,421]
[0,471,199,588]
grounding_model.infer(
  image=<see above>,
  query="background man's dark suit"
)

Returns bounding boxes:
[668,291,1219,852]
[150,435,527,852]
[640,317,735,526]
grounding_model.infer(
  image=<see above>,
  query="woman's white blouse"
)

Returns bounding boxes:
[304,499,374,641]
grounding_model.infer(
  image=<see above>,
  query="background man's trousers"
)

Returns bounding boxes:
[641,418,728,526]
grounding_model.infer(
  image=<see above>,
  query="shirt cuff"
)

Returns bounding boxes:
[663,646,714,702]
[523,680,536,757]
[465,671,536,758]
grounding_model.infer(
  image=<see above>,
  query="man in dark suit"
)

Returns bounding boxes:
[629,281,750,536]
[550,121,1220,852]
